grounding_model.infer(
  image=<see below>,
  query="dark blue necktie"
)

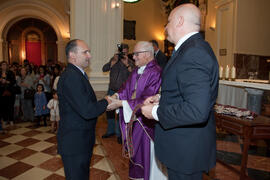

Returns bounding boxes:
[84,72,89,80]
[171,49,176,57]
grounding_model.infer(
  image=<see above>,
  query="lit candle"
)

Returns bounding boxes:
[219,66,223,79]
[231,66,236,79]
[225,65,230,79]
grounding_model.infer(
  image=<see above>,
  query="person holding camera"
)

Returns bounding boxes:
[102,43,134,143]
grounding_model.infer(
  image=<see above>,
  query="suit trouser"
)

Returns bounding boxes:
[106,89,120,137]
[167,168,203,180]
[61,153,91,180]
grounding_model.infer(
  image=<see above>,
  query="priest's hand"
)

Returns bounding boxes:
[141,104,155,119]
[143,94,160,105]
[107,96,122,111]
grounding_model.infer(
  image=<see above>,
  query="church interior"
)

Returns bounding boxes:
[0,0,269,179]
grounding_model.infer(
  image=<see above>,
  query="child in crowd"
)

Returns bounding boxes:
[47,90,60,132]
[34,84,49,126]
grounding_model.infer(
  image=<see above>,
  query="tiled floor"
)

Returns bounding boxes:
[1,90,270,180]
[0,120,118,180]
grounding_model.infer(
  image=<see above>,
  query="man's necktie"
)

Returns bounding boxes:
[84,72,89,80]
[171,49,176,57]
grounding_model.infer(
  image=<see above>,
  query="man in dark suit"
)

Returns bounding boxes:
[57,39,110,180]
[150,40,167,69]
[142,4,219,180]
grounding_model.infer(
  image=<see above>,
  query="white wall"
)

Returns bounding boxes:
[235,0,270,56]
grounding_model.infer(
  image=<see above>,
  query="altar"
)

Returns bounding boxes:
[216,80,270,113]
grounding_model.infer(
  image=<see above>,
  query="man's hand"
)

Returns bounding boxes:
[141,104,155,119]
[110,54,118,67]
[143,94,160,105]
[107,96,122,111]
[104,95,112,104]
[121,55,129,66]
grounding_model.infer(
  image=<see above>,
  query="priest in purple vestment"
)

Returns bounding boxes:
[107,41,167,180]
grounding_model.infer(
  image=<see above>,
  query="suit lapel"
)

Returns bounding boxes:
[163,33,202,74]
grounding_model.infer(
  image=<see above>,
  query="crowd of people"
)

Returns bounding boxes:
[0,3,219,180]
[0,59,63,133]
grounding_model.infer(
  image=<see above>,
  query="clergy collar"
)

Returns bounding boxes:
[137,65,146,74]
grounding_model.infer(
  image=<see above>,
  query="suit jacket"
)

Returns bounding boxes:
[57,63,108,155]
[156,33,219,173]
[155,50,167,69]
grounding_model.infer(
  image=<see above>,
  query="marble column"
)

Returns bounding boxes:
[56,39,69,64]
[70,0,123,91]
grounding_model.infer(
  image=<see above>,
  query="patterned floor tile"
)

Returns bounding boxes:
[0,144,23,156]
[90,168,111,180]
[0,141,9,148]
[9,127,32,135]
[93,144,106,156]
[39,157,63,172]
[44,173,65,180]
[42,144,58,156]
[22,130,43,137]
[2,135,27,144]
[21,152,53,166]
[15,138,40,147]
[31,133,55,141]
[93,158,114,173]
[0,156,17,169]
[44,136,57,144]
[12,167,52,180]
[7,148,37,160]
[27,141,54,152]
[0,161,33,179]
[90,154,104,166]
[54,167,65,177]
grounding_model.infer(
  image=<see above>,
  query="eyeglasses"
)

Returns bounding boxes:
[132,51,149,56]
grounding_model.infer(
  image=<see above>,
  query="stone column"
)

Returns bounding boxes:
[56,39,68,64]
[70,0,123,91]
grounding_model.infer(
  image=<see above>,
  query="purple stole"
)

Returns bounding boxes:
[118,60,162,180]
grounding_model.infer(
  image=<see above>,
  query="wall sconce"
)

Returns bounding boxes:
[209,26,215,31]
[111,2,120,8]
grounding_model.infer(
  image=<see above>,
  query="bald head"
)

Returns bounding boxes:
[175,3,201,31]
[165,3,201,44]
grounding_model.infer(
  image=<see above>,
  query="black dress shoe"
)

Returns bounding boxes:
[117,137,122,144]
[102,133,115,138]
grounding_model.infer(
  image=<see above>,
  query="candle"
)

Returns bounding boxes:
[231,66,236,79]
[219,66,223,79]
[225,65,230,79]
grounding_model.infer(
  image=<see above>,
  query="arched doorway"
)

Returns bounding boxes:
[25,32,42,65]
[6,18,57,65]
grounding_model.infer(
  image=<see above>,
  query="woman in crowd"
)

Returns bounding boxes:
[18,67,35,122]
[0,61,16,127]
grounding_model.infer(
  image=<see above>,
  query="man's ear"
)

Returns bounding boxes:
[176,16,184,28]
[69,52,76,62]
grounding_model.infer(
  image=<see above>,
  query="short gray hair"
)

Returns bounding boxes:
[137,41,154,57]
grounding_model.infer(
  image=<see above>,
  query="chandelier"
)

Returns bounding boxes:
[123,0,141,3]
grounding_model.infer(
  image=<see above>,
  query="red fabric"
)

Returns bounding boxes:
[26,41,41,66]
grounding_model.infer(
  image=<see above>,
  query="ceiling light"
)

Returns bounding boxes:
[123,0,141,3]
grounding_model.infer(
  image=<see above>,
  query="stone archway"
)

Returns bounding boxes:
[0,0,70,63]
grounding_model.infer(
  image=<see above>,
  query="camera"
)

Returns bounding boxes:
[117,44,125,61]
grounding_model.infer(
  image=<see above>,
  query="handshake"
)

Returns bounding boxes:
[104,93,122,111]
[104,93,161,119]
